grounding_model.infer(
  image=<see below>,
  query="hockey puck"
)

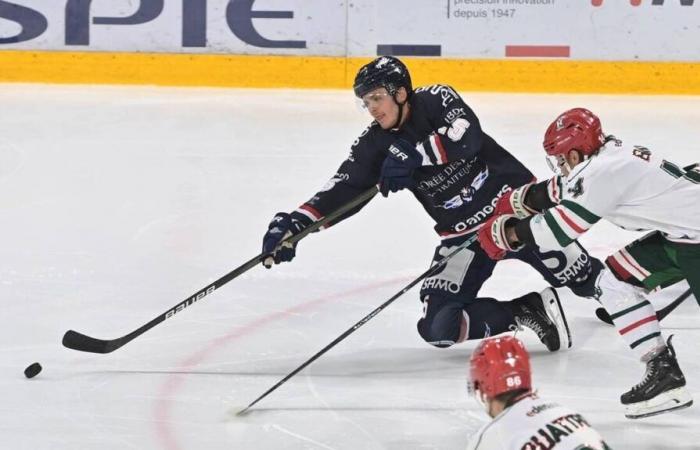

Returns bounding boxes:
[24,362,42,379]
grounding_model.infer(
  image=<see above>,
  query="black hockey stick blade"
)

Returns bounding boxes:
[595,288,692,326]
[656,288,693,321]
[62,186,379,354]
[595,307,613,325]
[62,330,120,354]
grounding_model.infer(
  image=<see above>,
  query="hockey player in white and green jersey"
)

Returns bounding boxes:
[466,336,610,450]
[477,108,696,419]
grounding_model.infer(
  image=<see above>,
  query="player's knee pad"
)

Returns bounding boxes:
[416,295,467,348]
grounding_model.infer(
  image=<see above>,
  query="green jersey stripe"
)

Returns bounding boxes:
[544,211,575,247]
[560,200,601,225]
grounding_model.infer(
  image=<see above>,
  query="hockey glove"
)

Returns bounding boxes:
[261,212,307,268]
[378,139,423,197]
[494,183,538,218]
[477,214,523,260]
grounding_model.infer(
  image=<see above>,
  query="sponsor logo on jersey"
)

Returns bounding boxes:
[445,107,466,123]
[526,403,558,417]
[417,158,477,196]
[451,184,512,232]
[438,167,489,209]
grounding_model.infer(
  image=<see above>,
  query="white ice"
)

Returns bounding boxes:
[0,84,698,450]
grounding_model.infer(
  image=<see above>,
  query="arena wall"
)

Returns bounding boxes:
[1,0,698,93]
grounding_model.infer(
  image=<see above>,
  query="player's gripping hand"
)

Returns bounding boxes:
[477,214,522,260]
[261,213,306,268]
[494,183,538,218]
[378,139,422,197]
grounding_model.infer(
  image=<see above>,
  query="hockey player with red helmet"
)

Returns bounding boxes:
[478,107,697,419]
[467,336,610,449]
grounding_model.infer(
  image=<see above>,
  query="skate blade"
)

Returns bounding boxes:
[541,288,572,350]
[624,387,693,419]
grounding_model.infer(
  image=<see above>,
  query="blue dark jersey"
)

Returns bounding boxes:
[291,85,534,239]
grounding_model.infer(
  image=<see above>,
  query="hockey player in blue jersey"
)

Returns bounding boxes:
[261,56,601,351]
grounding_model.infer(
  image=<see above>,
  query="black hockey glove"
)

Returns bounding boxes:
[261,212,307,268]
[378,139,422,197]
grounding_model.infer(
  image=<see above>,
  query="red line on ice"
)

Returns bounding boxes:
[153,276,410,450]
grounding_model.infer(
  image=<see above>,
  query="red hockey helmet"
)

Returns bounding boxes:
[468,336,532,400]
[543,108,605,158]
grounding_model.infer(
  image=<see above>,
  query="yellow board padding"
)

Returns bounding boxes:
[1,50,699,94]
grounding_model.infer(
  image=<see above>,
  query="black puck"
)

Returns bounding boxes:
[24,362,42,379]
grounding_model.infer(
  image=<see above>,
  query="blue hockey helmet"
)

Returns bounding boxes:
[353,56,413,99]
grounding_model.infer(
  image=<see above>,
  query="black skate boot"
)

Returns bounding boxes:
[621,335,693,419]
[510,288,571,352]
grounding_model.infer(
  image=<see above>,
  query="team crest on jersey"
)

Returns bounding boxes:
[567,178,585,198]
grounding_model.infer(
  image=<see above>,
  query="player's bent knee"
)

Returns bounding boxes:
[417,317,460,348]
[416,295,466,348]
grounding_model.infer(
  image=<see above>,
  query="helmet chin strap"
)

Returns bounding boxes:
[390,94,408,130]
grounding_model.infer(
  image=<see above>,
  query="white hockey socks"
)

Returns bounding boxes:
[596,268,665,360]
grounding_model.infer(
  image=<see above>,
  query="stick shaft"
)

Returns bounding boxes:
[596,287,693,325]
[238,234,477,415]
[62,187,379,354]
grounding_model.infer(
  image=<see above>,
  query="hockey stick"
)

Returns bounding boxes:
[62,186,379,354]
[595,288,693,325]
[236,234,478,416]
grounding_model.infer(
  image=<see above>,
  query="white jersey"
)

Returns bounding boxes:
[531,138,700,251]
[466,394,609,450]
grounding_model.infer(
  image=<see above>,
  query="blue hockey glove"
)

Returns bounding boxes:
[261,212,307,268]
[378,139,422,197]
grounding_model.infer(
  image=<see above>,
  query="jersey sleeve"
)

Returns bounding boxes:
[411,85,484,166]
[291,127,382,229]
[527,157,623,250]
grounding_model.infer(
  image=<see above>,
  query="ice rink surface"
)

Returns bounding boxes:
[0,84,698,449]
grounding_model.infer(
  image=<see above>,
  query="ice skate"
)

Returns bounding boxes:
[512,288,571,352]
[622,336,693,419]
